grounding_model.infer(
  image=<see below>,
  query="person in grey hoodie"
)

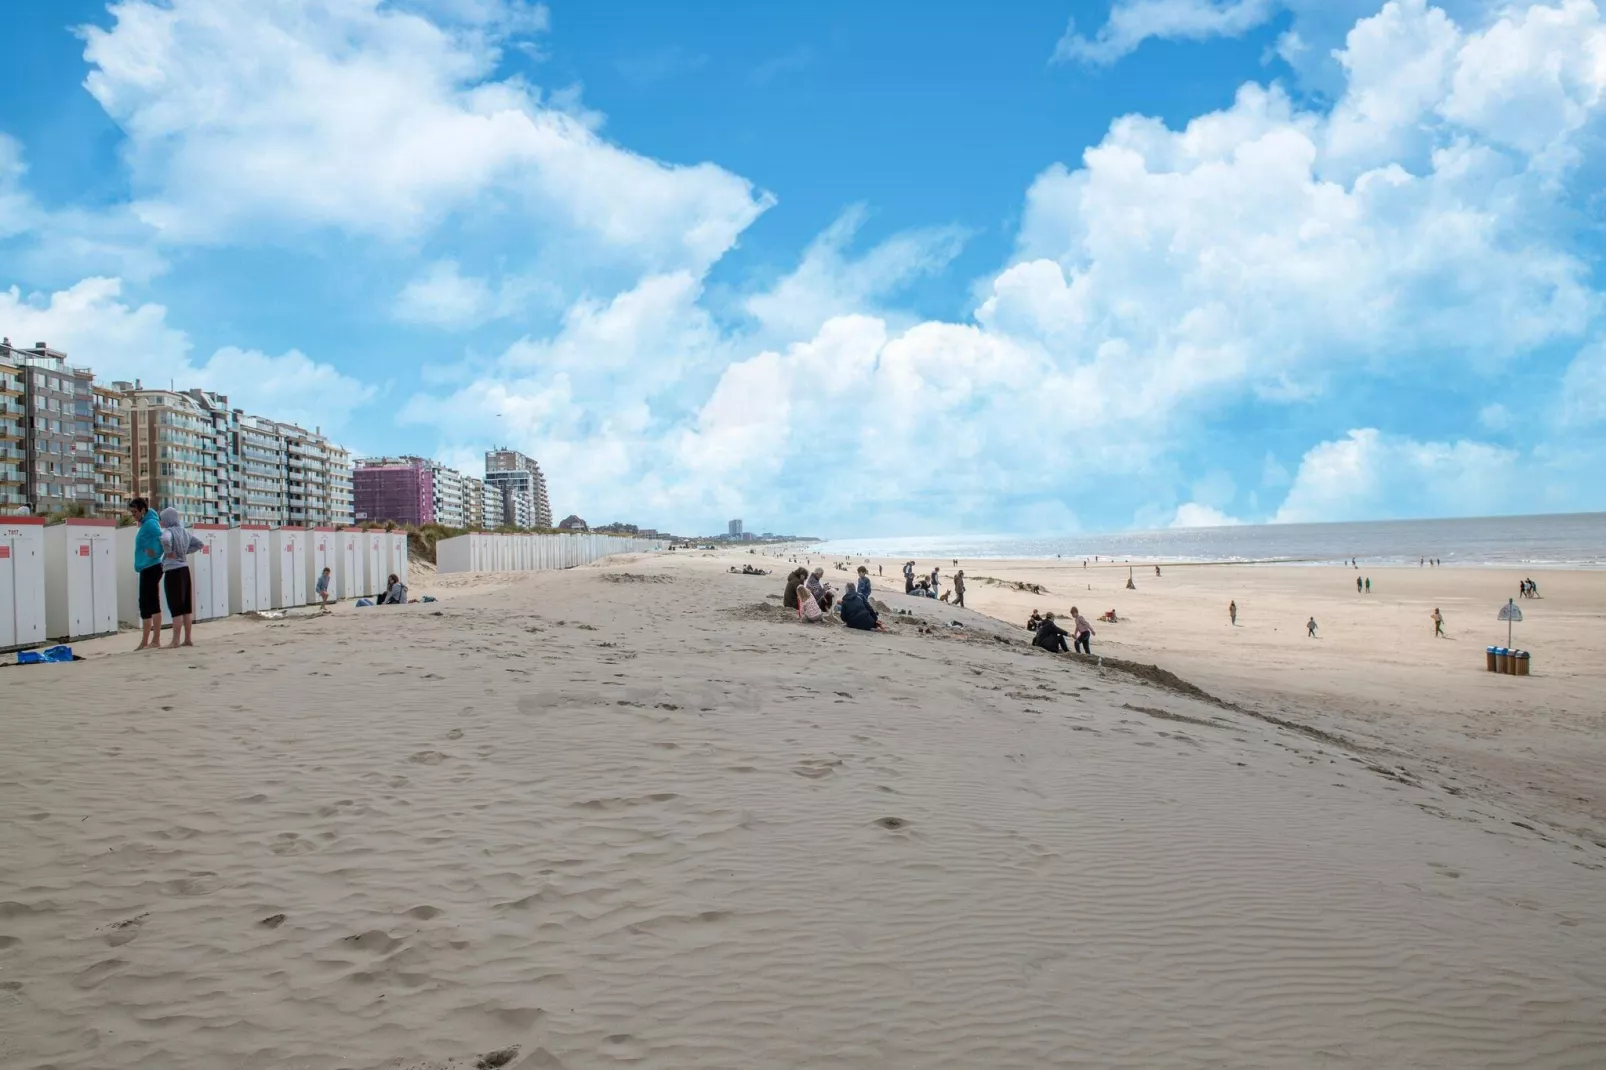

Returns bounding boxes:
[158,507,197,647]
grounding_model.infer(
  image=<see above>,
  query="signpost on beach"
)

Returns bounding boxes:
[1497,598,1523,648]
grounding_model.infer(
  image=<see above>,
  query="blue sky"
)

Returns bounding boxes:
[2,0,1604,536]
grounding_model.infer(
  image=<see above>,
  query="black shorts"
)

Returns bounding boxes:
[163,567,193,617]
[138,565,164,620]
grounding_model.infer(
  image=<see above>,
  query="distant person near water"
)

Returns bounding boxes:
[1154,565,1161,577]
[1357,576,1363,594]
[1307,616,1318,638]
[1365,577,1371,594]
[1228,600,1237,626]
[1432,607,1444,638]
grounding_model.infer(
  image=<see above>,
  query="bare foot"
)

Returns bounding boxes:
[181,640,194,647]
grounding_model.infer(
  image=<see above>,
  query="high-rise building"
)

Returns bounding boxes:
[354,457,435,526]
[481,479,505,529]
[125,386,219,521]
[120,382,352,527]
[728,519,743,537]
[1,340,95,516]
[91,385,132,517]
[485,447,552,529]
[0,348,28,511]
[430,462,467,528]
[463,475,484,530]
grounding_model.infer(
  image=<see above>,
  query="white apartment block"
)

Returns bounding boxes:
[429,461,467,528]
[481,479,505,528]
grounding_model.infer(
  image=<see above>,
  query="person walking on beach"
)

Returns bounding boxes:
[158,506,197,648]
[1228,600,1237,626]
[129,497,164,652]
[316,566,333,612]
[1307,616,1318,638]
[903,560,914,594]
[1356,576,1363,594]
[1432,607,1444,638]
[953,570,966,608]
[1365,577,1371,594]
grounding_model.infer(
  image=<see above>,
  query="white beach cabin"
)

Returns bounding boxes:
[390,531,409,588]
[229,526,272,614]
[269,527,308,609]
[0,515,46,651]
[44,518,118,641]
[335,529,362,599]
[189,524,229,621]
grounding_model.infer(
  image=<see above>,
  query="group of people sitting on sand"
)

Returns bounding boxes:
[1519,577,1541,598]
[783,565,883,631]
[1026,608,1095,655]
[729,564,770,576]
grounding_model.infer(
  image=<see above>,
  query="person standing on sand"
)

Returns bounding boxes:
[1307,617,1318,638]
[157,507,196,648]
[1357,576,1363,594]
[1365,577,1371,594]
[953,570,966,608]
[903,560,914,594]
[316,567,333,612]
[930,566,940,598]
[1432,607,1444,637]
[129,497,164,652]
[1229,600,1237,626]
[1070,606,1093,655]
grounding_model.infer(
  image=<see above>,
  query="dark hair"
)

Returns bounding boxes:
[128,497,149,512]
[388,574,399,585]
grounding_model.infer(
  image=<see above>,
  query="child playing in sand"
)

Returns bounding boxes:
[1432,607,1444,637]
[797,580,824,622]
[316,566,333,612]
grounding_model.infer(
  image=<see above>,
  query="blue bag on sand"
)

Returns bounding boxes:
[17,645,74,665]
[420,595,437,603]
[354,598,375,607]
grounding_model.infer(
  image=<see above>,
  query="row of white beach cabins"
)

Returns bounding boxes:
[0,519,667,651]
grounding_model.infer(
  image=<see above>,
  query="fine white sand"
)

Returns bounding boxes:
[2,549,1604,1069]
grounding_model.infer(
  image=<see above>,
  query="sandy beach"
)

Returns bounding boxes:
[3,548,1605,1069]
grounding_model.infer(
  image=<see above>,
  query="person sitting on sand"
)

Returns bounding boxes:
[796,579,825,622]
[1432,607,1444,638]
[1100,609,1119,624]
[806,567,835,611]
[1032,612,1070,653]
[840,585,884,631]
[378,574,408,605]
[1026,610,1042,631]
[856,566,871,600]
[783,568,808,609]
[1307,616,1318,638]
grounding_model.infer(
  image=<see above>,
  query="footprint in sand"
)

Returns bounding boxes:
[794,758,843,779]
[71,958,128,990]
[409,750,451,765]
[405,905,443,920]
[445,728,465,740]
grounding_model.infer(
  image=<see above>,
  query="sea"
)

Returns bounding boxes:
[807,513,1606,569]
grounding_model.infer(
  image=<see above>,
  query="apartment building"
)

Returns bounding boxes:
[326,443,354,526]
[125,386,226,522]
[0,350,25,510]
[91,385,132,517]
[0,340,95,515]
[481,478,505,529]
[463,475,484,530]
[354,456,435,526]
[485,447,552,529]
[430,461,467,528]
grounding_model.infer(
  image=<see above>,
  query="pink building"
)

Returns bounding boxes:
[353,457,435,526]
